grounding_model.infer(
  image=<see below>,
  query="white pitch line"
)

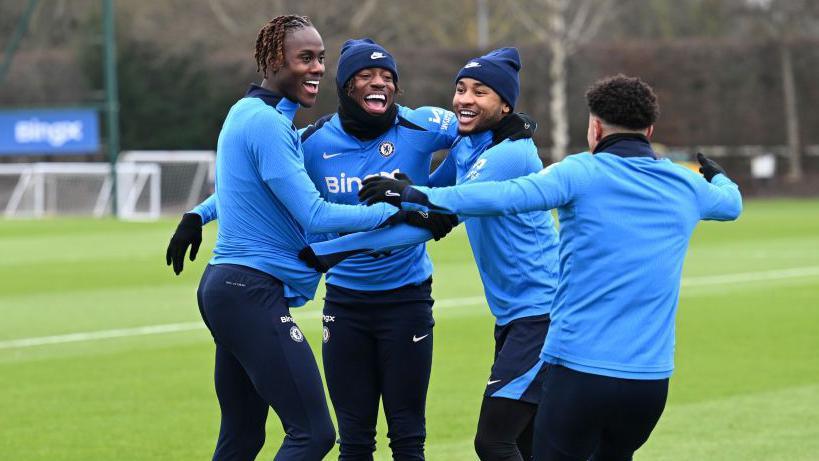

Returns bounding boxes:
[681,265,819,287]
[1,266,817,350]
[0,296,489,350]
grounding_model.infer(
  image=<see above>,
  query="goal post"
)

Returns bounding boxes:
[0,162,160,219]
[118,150,215,216]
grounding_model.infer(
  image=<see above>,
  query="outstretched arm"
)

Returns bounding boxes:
[695,153,742,221]
[360,160,577,218]
[300,222,442,272]
[253,115,402,234]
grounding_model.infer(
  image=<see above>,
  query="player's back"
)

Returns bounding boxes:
[544,150,738,378]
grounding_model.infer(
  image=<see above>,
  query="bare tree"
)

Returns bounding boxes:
[745,0,819,182]
[509,0,614,162]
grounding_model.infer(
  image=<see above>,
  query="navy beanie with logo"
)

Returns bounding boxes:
[336,38,399,88]
[455,47,521,109]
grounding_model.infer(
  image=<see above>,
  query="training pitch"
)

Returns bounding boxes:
[1,199,818,460]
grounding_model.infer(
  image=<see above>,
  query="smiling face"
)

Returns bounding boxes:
[452,78,510,135]
[346,67,396,115]
[270,26,325,107]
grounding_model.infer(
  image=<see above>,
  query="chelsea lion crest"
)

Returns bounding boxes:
[379,141,395,157]
[289,326,304,343]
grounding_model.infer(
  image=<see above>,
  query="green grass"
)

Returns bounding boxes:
[1,199,818,460]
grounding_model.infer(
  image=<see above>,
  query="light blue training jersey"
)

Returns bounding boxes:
[300,105,458,291]
[197,85,398,307]
[310,129,559,325]
[195,103,458,293]
[403,138,742,378]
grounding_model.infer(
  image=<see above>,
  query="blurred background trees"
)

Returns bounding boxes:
[1,0,818,186]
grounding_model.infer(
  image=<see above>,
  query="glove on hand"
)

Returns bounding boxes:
[359,175,411,207]
[696,152,727,182]
[166,213,202,275]
[405,211,459,241]
[492,112,538,144]
[298,246,330,273]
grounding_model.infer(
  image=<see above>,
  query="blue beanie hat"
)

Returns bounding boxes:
[455,47,521,108]
[336,38,399,88]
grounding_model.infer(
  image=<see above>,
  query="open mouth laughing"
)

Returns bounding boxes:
[303,79,320,95]
[458,109,478,124]
[364,93,387,112]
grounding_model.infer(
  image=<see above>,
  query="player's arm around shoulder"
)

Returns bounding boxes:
[467,138,539,183]
[399,105,459,148]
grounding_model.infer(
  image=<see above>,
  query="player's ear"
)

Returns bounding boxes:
[502,103,511,115]
[594,117,605,142]
[645,125,654,140]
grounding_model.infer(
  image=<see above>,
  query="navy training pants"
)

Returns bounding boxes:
[321,280,434,461]
[197,264,335,461]
[532,365,668,461]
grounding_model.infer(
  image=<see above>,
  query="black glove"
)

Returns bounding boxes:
[405,211,459,241]
[359,175,412,207]
[166,213,202,275]
[492,112,538,145]
[696,152,727,182]
[298,246,330,273]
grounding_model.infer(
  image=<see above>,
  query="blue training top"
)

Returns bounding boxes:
[300,105,457,291]
[401,136,743,379]
[197,84,398,307]
[195,103,457,292]
[310,129,559,325]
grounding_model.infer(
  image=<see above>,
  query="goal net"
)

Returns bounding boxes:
[118,150,215,216]
[0,162,160,219]
[0,151,214,220]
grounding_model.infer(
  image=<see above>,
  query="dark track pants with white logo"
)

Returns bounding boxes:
[197,264,335,461]
[322,280,435,461]
[532,365,668,461]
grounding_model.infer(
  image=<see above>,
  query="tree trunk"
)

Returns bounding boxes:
[548,0,569,162]
[780,40,802,182]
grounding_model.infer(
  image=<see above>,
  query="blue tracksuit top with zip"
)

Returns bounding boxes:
[299,105,457,291]
[431,131,559,324]
[402,137,743,378]
[194,100,458,292]
[198,84,399,307]
[309,130,559,325]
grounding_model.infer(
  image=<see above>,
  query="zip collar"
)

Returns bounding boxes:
[592,133,656,159]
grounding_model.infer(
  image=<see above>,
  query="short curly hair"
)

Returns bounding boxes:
[585,75,659,130]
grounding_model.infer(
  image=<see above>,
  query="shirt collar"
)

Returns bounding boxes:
[592,133,656,159]
[244,84,299,121]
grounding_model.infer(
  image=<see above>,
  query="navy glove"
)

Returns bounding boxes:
[697,152,727,182]
[299,245,388,272]
[359,175,410,207]
[298,246,330,273]
[166,213,202,275]
[492,112,537,144]
[406,211,459,241]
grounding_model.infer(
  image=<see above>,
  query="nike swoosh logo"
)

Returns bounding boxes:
[322,152,342,159]
[385,190,401,197]
[412,334,429,343]
[487,379,502,385]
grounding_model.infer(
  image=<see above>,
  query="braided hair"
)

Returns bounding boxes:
[254,15,312,76]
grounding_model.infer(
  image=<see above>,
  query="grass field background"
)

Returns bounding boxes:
[1,199,818,460]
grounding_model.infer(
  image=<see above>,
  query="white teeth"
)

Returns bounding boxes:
[305,80,319,86]
[365,94,386,101]
[459,110,477,117]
